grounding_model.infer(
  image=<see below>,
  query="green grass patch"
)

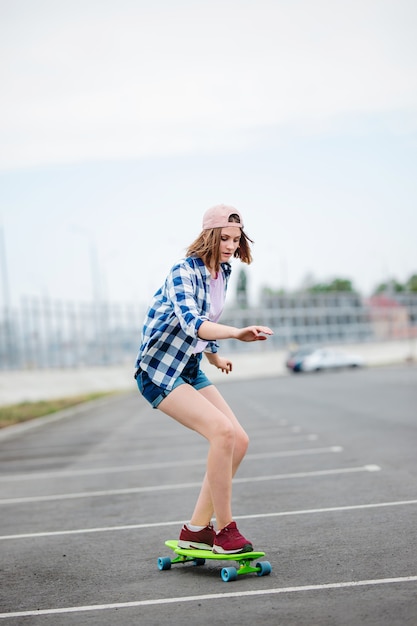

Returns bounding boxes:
[0,392,118,429]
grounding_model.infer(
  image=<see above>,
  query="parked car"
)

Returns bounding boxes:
[286,346,364,373]
[286,346,317,372]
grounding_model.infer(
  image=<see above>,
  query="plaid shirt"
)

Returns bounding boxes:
[135,256,231,390]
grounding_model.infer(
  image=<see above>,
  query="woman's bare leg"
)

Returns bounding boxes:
[187,385,249,527]
[158,383,249,530]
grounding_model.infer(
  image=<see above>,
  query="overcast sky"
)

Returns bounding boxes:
[1,0,416,309]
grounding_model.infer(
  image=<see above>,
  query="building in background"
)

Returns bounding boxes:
[1,291,417,370]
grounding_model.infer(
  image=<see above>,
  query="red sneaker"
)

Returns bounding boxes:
[177,524,215,550]
[212,521,253,554]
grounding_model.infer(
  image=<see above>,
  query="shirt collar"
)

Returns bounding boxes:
[189,255,232,280]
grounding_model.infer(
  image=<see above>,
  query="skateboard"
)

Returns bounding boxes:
[157,540,272,582]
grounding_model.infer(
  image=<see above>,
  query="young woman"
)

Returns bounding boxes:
[134,204,273,554]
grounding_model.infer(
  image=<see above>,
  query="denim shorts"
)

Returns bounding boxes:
[135,353,212,408]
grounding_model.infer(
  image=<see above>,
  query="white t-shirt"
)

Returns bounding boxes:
[193,271,225,354]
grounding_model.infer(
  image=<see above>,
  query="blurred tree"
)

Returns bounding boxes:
[374,279,405,294]
[236,268,248,308]
[405,274,417,292]
[308,278,356,293]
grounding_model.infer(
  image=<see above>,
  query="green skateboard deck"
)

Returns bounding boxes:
[158,540,272,582]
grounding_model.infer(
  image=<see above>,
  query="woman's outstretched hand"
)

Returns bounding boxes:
[236,326,274,342]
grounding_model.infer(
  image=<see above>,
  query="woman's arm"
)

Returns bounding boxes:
[198,321,273,342]
[204,351,233,374]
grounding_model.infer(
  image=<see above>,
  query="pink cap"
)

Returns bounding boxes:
[202,204,244,230]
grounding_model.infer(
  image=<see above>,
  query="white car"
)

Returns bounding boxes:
[287,347,364,373]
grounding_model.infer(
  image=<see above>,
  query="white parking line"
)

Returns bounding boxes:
[0,465,380,505]
[2,498,415,541]
[1,576,416,619]
[0,447,343,482]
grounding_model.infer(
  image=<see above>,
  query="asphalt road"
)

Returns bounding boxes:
[0,366,416,625]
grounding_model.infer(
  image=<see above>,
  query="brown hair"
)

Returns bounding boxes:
[186,214,253,273]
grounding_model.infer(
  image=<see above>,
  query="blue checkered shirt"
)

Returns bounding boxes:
[135,256,231,390]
